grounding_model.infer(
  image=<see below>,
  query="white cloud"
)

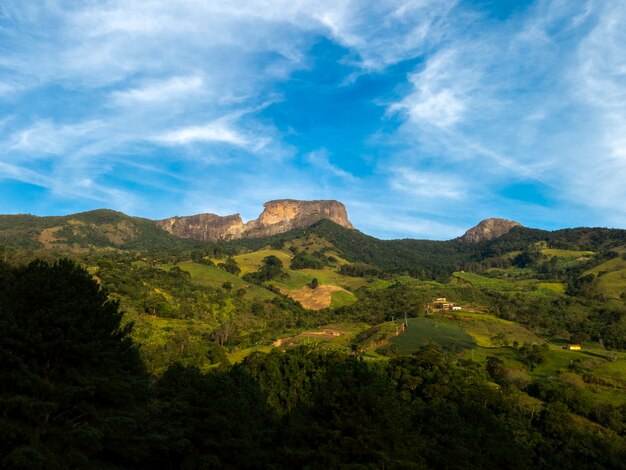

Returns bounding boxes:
[156,122,248,146]
[307,149,356,181]
[110,75,205,105]
[389,168,465,200]
[389,50,469,128]
[7,120,105,156]
[0,161,51,188]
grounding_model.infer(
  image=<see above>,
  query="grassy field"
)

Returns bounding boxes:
[434,310,544,347]
[227,323,371,362]
[461,347,524,368]
[532,348,583,377]
[297,268,367,289]
[454,271,528,291]
[453,271,561,298]
[268,266,366,309]
[584,256,626,300]
[538,282,566,294]
[175,261,275,300]
[330,290,358,308]
[585,354,626,388]
[268,266,367,290]
[227,344,275,363]
[390,317,476,354]
[367,277,445,291]
[541,248,595,258]
[233,249,292,275]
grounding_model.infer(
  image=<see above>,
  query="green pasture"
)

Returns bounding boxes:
[227,344,275,363]
[584,256,626,299]
[389,317,476,354]
[461,347,524,369]
[586,256,626,276]
[538,282,566,294]
[298,268,367,289]
[586,355,626,388]
[367,277,445,291]
[330,290,358,308]
[454,271,527,291]
[541,249,595,258]
[268,269,311,289]
[596,268,626,300]
[270,266,367,291]
[454,271,561,298]
[435,310,544,347]
[175,261,275,300]
[233,249,293,274]
[532,348,583,377]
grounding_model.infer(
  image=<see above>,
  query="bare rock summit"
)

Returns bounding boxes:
[157,199,354,241]
[458,218,522,243]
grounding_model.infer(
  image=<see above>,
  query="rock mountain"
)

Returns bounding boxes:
[157,199,355,242]
[458,218,522,243]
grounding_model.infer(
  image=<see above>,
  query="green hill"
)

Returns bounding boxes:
[0,209,200,251]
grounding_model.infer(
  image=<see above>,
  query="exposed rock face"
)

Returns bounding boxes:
[458,218,522,243]
[157,199,354,241]
[157,213,245,241]
[245,199,354,237]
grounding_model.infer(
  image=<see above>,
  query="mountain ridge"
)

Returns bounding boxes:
[157,199,354,241]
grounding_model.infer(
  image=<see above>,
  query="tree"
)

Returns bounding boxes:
[148,364,275,468]
[243,255,287,284]
[0,259,149,468]
[518,343,548,371]
[217,257,240,275]
[282,357,411,468]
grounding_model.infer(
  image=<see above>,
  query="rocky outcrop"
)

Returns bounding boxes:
[157,199,354,241]
[157,213,246,241]
[244,199,354,237]
[458,218,522,243]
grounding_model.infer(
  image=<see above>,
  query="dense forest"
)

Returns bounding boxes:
[2,212,626,468]
[1,259,625,469]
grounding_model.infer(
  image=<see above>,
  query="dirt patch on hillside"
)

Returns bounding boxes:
[280,284,346,310]
[38,226,63,247]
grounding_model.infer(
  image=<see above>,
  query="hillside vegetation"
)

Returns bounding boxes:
[1,210,626,467]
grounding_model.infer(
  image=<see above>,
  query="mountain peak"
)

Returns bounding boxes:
[458,218,522,243]
[157,199,354,241]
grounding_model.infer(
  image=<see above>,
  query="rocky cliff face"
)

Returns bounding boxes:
[458,218,522,243]
[157,199,354,241]
[157,213,246,241]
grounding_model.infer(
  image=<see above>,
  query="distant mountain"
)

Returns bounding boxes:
[1,206,625,281]
[0,209,199,251]
[458,218,522,243]
[157,199,354,241]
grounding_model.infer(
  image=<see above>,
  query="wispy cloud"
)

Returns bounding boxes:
[1,1,625,237]
[389,167,465,200]
[110,75,205,106]
[389,50,470,129]
[306,149,357,181]
[156,122,249,147]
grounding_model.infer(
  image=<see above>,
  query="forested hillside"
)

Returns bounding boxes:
[1,259,624,468]
[1,212,626,468]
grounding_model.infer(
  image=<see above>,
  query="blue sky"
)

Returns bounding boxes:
[1,0,625,239]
